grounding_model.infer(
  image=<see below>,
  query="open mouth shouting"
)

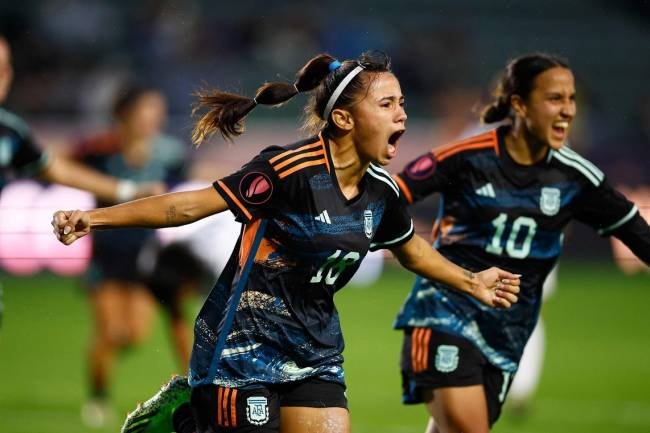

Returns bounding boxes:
[387,129,405,158]
[551,120,570,142]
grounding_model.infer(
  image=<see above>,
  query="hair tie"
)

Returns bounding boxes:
[328,60,342,72]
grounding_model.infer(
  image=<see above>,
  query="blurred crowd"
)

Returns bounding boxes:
[1,0,649,248]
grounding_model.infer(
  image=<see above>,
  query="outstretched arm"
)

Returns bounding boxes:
[391,234,520,308]
[40,154,165,203]
[52,186,227,245]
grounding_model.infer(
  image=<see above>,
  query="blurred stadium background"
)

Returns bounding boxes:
[0,1,648,432]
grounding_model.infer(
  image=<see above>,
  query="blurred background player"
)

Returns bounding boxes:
[71,85,187,427]
[0,35,162,329]
[393,53,650,433]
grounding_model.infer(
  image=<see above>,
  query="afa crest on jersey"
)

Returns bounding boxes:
[364,209,373,238]
[246,396,269,425]
[540,187,561,216]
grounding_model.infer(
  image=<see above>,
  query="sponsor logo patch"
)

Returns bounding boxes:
[435,345,459,373]
[239,172,273,205]
[405,154,436,180]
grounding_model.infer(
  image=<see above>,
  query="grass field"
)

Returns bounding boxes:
[0,262,648,433]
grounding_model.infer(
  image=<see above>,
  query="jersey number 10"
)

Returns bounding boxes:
[486,213,537,259]
[310,250,361,285]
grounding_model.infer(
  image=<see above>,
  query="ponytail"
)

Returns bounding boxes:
[191,54,336,145]
[191,51,392,144]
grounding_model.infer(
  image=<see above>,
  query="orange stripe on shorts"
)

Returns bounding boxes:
[222,387,231,427]
[216,387,223,426]
[230,388,238,427]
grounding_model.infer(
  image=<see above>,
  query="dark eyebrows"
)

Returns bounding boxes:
[378,95,405,102]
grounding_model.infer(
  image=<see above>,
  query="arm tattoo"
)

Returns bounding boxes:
[463,269,475,280]
[166,205,177,225]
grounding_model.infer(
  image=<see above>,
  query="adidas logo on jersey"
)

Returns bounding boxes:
[315,210,332,224]
[475,183,496,198]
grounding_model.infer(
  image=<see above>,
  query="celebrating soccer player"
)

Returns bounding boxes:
[393,53,650,433]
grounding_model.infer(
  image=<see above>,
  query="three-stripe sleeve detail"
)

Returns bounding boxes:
[551,147,604,187]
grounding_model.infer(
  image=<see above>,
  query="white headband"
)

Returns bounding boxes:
[322,65,364,120]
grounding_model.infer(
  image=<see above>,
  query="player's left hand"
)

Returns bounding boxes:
[473,267,521,308]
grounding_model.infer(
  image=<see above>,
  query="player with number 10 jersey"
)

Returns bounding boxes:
[394,124,649,373]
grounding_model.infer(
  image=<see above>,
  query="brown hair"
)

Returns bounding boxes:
[481,53,569,124]
[191,51,392,145]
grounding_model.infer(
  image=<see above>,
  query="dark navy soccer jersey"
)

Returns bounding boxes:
[393,126,650,372]
[189,134,414,388]
[0,107,49,191]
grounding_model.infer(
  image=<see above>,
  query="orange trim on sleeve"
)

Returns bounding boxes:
[277,158,327,179]
[217,180,252,221]
[272,149,325,171]
[269,141,323,164]
[392,174,413,204]
[239,219,262,268]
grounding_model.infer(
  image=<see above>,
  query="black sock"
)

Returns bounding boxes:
[172,403,197,433]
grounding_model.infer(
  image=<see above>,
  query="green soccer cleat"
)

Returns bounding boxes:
[121,375,191,433]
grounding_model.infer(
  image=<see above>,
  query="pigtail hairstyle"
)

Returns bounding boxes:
[191,54,336,145]
[481,53,569,124]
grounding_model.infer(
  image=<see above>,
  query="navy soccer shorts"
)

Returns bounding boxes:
[401,327,514,426]
[190,377,347,432]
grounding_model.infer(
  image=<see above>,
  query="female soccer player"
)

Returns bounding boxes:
[53,51,520,433]
[393,53,650,433]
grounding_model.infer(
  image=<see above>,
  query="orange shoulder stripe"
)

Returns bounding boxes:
[435,130,498,161]
[433,130,498,161]
[277,158,327,179]
[318,133,331,173]
[432,130,496,154]
[436,141,495,162]
[217,180,252,221]
[268,141,323,164]
[272,149,325,171]
[392,174,413,204]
